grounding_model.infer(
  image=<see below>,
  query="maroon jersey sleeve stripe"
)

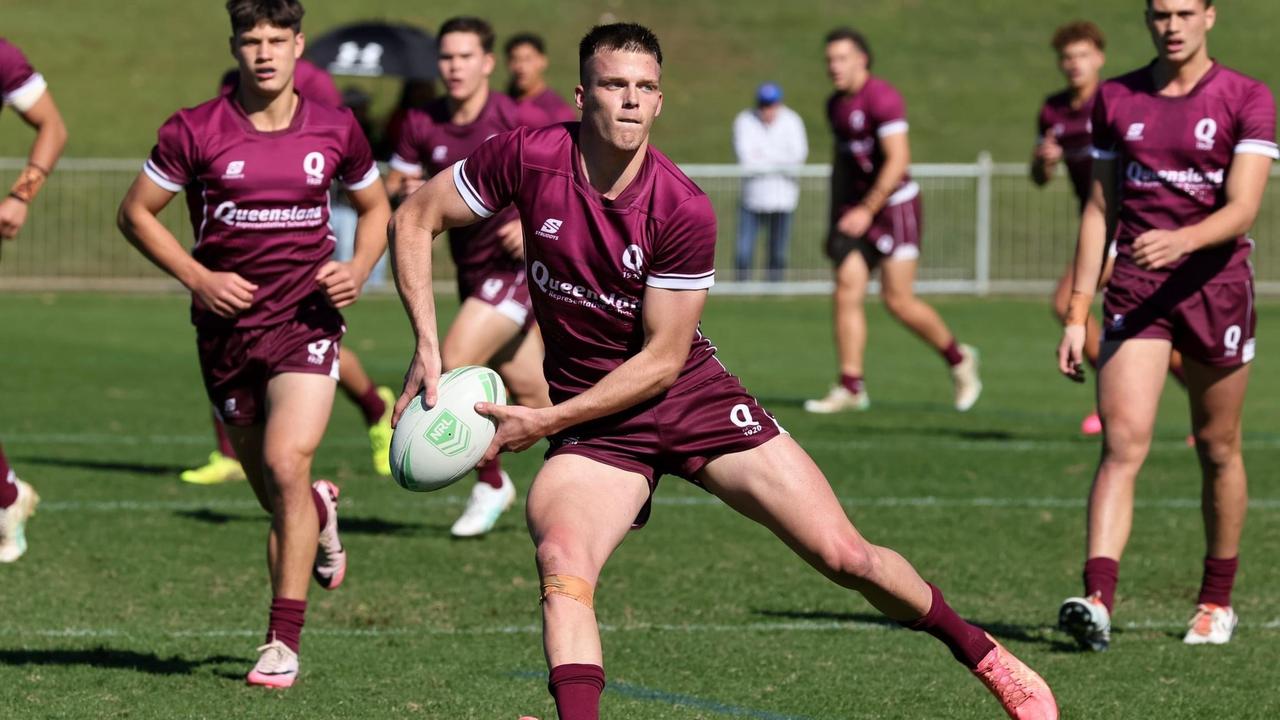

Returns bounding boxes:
[452,160,496,218]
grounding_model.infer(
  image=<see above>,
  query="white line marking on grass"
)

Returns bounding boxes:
[8,431,1280,453]
[36,496,1280,512]
[5,618,1280,641]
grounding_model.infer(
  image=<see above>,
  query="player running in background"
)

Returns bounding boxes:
[1056,0,1275,651]
[392,23,1057,720]
[0,36,67,563]
[118,0,390,686]
[385,17,552,539]
[186,55,394,485]
[506,32,578,123]
[805,28,982,414]
[1032,21,1188,437]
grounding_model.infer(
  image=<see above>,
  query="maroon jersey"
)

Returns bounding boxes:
[454,123,721,400]
[521,87,577,124]
[390,92,548,281]
[0,38,46,116]
[219,58,343,107]
[826,76,916,209]
[1092,62,1278,281]
[144,94,379,330]
[1037,89,1096,206]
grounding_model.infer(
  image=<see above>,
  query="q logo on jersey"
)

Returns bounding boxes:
[621,245,645,279]
[1194,118,1218,151]
[730,404,763,436]
[303,152,326,186]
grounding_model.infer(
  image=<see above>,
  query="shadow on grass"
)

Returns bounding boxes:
[172,509,477,537]
[12,455,187,476]
[0,647,242,676]
[753,609,1081,652]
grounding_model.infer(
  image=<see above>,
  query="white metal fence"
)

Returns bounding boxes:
[2,156,1278,294]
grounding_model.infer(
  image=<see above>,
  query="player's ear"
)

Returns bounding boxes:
[574,84,585,111]
[653,90,663,119]
[482,52,496,76]
[1204,4,1216,31]
[295,31,306,60]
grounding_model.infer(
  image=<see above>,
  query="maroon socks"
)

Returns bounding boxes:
[346,383,387,427]
[213,415,237,459]
[941,340,965,367]
[1083,557,1120,613]
[267,598,307,653]
[477,458,505,489]
[0,444,16,509]
[549,663,605,720]
[311,486,329,529]
[840,373,864,395]
[904,583,995,669]
[1197,555,1239,607]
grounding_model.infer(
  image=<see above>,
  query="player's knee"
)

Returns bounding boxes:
[882,290,914,319]
[534,532,586,576]
[1192,429,1240,470]
[263,449,310,487]
[819,535,880,583]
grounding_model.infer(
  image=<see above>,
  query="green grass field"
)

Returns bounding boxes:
[2,292,1280,718]
[2,1,1279,162]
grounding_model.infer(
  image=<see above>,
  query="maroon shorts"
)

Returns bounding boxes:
[1102,270,1256,367]
[197,305,345,426]
[458,267,533,331]
[546,372,785,527]
[827,195,923,268]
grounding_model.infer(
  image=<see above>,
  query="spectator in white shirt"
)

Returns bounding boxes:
[732,82,808,281]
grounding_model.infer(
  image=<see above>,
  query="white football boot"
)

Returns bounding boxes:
[1058,594,1111,652]
[1183,604,1237,645]
[246,639,299,688]
[0,475,40,563]
[450,472,516,538]
[803,385,870,414]
[951,344,983,412]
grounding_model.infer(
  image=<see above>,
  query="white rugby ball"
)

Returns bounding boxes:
[390,365,507,492]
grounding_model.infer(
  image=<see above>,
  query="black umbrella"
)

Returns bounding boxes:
[305,22,438,80]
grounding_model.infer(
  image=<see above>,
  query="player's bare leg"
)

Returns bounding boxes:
[443,300,542,537]
[226,372,342,687]
[880,257,981,410]
[337,346,394,476]
[1051,264,1104,434]
[526,455,652,718]
[806,252,871,413]
[698,435,1056,718]
[493,325,552,410]
[1183,358,1249,645]
[1060,338,1169,651]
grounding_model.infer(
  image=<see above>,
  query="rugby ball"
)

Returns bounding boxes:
[390,365,507,492]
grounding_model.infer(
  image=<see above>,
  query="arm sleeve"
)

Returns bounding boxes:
[389,110,427,176]
[0,40,46,112]
[1234,81,1279,159]
[339,111,380,190]
[452,128,524,219]
[870,84,908,138]
[143,113,198,192]
[647,195,717,290]
[1089,88,1118,160]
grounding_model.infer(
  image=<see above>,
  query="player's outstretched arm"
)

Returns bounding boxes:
[117,175,257,319]
[1132,153,1273,271]
[316,182,391,309]
[0,89,67,239]
[477,286,707,460]
[1058,157,1116,379]
[389,167,486,423]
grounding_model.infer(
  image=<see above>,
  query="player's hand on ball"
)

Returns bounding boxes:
[316,260,365,308]
[1132,229,1191,271]
[393,345,441,427]
[474,403,549,462]
[837,205,874,239]
[192,269,257,318]
[0,196,29,239]
[497,219,524,260]
[1057,324,1087,383]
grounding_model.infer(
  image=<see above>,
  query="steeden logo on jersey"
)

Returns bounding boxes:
[432,146,449,163]
[536,218,563,240]
[222,160,246,180]
[1125,123,1145,141]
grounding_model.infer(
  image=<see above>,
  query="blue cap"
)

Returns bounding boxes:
[756,82,783,105]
